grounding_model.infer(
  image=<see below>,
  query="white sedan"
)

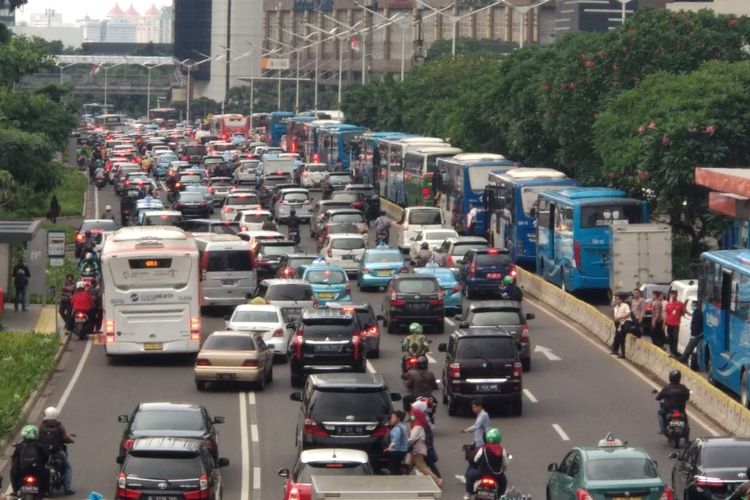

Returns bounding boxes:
[408,228,459,264]
[225,304,289,361]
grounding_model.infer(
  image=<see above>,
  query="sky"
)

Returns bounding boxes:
[16,0,174,24]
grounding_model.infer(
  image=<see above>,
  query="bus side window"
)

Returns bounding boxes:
[537,199,551,229]
[556,206,572,232]
[736,272,750,320]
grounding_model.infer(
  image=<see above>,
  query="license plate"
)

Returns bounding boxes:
[149,496,179,500]
[337,426,364,435]
[316,344,342,352]
[408,303,428,311]
[20,486,39,494]
[75,317,87,323]
[669,421,685,427]
[476,384,498,392]
[222,279,239,286]
[487,273,502,279]
[341,254,353,260]
[319,292,335,299]
[217,373,236,380]
[376,270,392,276]
[613,497,641,500]
[143,343,163,351]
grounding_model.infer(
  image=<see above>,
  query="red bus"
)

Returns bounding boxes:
[208,114,250,141]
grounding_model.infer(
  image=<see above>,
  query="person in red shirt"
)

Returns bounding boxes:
[664,290,686,357]
[70,281,94,320]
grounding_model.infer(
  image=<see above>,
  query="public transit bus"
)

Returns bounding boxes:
[403,146,463,208]
[208,114,250,142]
[267,111,295,147]
[315,123,367,172]
[251,113,270,134]
[535,188,648,292]
[697,250,750,407]
[83,102,113,116]
[351,131,408,186]
[101,227,201,356]
[149,107,179,128]
[434,153,513,237]
[379,137,447,204]
[302,119,341,162]
[285,115,315,156]
[485,168,579,265]
[94,113,126,130]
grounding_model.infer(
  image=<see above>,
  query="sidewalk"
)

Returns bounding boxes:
[1,303,59,334]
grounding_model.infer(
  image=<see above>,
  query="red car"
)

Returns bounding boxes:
[278,448,373,500]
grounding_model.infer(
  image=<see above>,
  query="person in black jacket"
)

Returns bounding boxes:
[656,370,690,434]
[12,258,31,312]
[10,425,49,496]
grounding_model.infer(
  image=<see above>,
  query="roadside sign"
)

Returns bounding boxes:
[261,58,291,70]
[47,229,66,268]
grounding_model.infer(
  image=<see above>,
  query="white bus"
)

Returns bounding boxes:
[101,227,201,356]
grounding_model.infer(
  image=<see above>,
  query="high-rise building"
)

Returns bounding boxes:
[174,0,214,81]
[159,5,174,43]
[0,0,15,27]
[554,0,667,34]
[29,9,63,27]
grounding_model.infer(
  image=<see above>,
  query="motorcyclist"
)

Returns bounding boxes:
[656,369,690,435]
[499,275,523,301]
[79,252,100,278]
[76,230,95,260]
[10,425,50,496]
[429,245,448,267]
[463,427,508,500]
[101,205,115,221]
[401,323,429,371]
[70,281,94,338]
[415,242,433,267]
[38,407,75,495]
[402,356,438,412]
[374,211,391,244]
[94,164,106,183]
[287,209,301,243]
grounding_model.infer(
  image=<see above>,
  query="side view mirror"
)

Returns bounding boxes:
[526,313,535,320]
[438,343,447,352]
[290,392,302,402]
[116,455,125,465]
[217,458,230,468]
[245,292,253,299]
[390,392,402,402]
[213,416,225,424]
[668,452,679,459]
[459,321,470,329]
[278,467,290,478]
[376,314,384,321]
[547,463,558,472]
[224,315,231,321]
[118,415,130,423]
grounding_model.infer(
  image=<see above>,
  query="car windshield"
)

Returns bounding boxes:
[309,389,390,421]
[124,455,202,479]
[476,253,512,267]
[451,242,488,256]
[145,214,182,226]
[585,458,659,480]
[226,195,259,206]
[243,212,272,223]
[302,323,353,340]
[408,210,441,225]
[425,231,457,241]
[395,279,438,294]
[261,245,296,256]
[470,311,522,326]
[365,252,403,264]
[266,285,313,301]
[298,463,369,483]
[329,174,350,183]
[179,192,204,202]
[132,410,204,431]
[283,192,309,202]
[457,338,516,359]
[231,310,279,323]
[202,335,255,351]
[206,250,252,272]
[331,238,365,250]
[210,223,239,234]
[306,270,347,284]
[703,445,750,468]
[331,213,364,224]
[331,193,358,203]
[289,257,317,268]
[306,164,328,172]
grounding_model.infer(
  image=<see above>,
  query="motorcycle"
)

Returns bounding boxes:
[46,449,65,496]
[402,356,420,374]
[95,176,107,189]
[403,393,438,424]
[18,473,42,500]
[73,310,92,340]
[288,227,301,245]
[665,409,689,448]
[463,446,512,500]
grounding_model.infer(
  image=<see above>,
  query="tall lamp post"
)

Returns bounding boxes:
[281,29,317,111]
[178,55,212,125]
[143,62,169,120]
[268,37,300,112]
[103,62,124,109]
[499,0,555,49]
[415,0,500,59]
[323,16,363,92]
[304,24,340,110]
[245,43,282,116]
[614,0,633,23]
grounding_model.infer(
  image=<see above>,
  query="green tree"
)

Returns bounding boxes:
[426,38,517,60]
[0,34,52,88]
[0,91,77,150]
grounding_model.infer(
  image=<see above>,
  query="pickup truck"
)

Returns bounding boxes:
[311,475,442,499]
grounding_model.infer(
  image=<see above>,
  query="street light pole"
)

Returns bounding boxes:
[498,0,554,49]
[615,0,632,23]
[103,62,123,109]
[337,35,344,109]
[179,56,212,125]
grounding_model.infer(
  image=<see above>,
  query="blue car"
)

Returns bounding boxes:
[301,262,351,305]
[357,247,407,291]
[153,153,178,178]
[414,265,462,316]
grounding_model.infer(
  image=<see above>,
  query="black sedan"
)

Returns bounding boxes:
[173,191,212,219]
[671,436,750,500]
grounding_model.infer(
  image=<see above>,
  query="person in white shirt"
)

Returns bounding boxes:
[611,293,632,357]
[465,203,479,235]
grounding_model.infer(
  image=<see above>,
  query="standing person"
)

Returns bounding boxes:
[413,399,441,479]
[630,288,645,338]
[651,291,666,348]
[48,195,61,224]
[664,290,686,356]
[680,301,703,365]
[465,203,479,236]
[461,399,490,448]
[407,407,443,488]
[89,279,103,333]
[384,410,409,475]
[59,274,76,333]
[12,258,31,312]
[611,293,631,358]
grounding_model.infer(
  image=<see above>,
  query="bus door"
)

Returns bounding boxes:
[721,267,735,358]
[536,199,556,280]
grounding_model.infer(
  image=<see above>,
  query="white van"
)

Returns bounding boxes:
[395,207,445,252]
[322,233,367,274]
[194,233,255,307]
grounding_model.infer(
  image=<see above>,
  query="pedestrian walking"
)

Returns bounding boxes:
[461,399,490,448]
[665,290,686,356]
[680,301,702,365]
[59,274,75,333]
[611,293,631,357]
[47,195,61,224]
[384,410,409,475]
[89,279,103,332]
[651,291,666,348]
[629,288,645,338]
[407,406,443,488]
[12,258,31,312]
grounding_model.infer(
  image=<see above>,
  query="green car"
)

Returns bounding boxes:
[547,434,672,500]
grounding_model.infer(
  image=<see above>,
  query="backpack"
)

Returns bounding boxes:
[39,423,63,450]
[18,443,43,469]
[404,335,427,357]
[14,267,27,288]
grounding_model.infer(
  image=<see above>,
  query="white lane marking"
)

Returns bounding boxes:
[455,474,466,484]
[247,392,256,406]
[251,424,259,443]
[253,466,262,493]
[57,337,93,413]
[426,353,437,364]
[552,423,570,441]
[534,345,562,361]
[94,182,99,218]
[445,318,456,327]
[527,297,721,436]
[523,389,538,403]
[367,360,376,373]
[239,392,250,500]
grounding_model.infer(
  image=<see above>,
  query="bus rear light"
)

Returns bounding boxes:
[105,319,115,335]
[190,317,201,334]
[573,240,582,269]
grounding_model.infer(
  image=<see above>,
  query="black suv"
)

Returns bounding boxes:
[670,436,750,500]
[115,437,229,500]
[458,300,535,371]
[177,219,240,235]
[289,309,367,387]
[255,240,297,281]
[438,327,523,416]
[290,373,401,464]
[325,302,381,358]
[259,174,293,207]
[458,248,515,299]
[380,274,444,334]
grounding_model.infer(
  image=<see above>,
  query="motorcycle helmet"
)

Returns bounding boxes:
[669,370,682,384]
[21,424,38,441]
[485,427,502,444]
[290,209,296,216]
[503,275,514,286]
[417,355,428,370]
[85,230,92,237]
[76,281,86,289]
[44,406,59,419]
[409,323,423,335]
[421,242,429,249]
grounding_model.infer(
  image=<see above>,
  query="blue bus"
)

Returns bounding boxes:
[285,115,315,157]
[302,119,341,163]
[485,168,579,265]
[316,123,368,172]
[351,131,408,185]
[434,153,516,237]
[535,188,648,292]
[268,111,295,147]
[697,250,750,407]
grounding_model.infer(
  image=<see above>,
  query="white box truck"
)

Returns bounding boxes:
[609,223,672,297]
[311,475,442,500]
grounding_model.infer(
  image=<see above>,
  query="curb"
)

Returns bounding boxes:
[81,173,89,217]
[33,305,57,334]
[380,196,404,221]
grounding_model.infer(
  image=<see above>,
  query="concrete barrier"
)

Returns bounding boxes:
[380,196,404,221]
[518,267,750,434]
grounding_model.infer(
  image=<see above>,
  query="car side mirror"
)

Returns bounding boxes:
[290,392,302,402]
[526,313,535,320]
[213,416,225,424]
[547,463,558,472]
[245,292,253,299]
[459,321,469,329]
[376,314,384,321]
[278,467,290,478]
[118,415,129,423]
[217,458,230,468]
[116,455,125,465]
[390,392,402,402]
[668,452,679,460]
[224,315,231,321]
[438,343,447,352]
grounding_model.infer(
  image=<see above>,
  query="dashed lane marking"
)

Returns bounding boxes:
[239,392,250,500]
[523,389,538,403]
[552,423,570,441]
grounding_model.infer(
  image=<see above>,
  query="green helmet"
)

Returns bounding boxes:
[485,427,502,444]
[409,323,423,335]
[503,276,515,286]
[21,424,38,441]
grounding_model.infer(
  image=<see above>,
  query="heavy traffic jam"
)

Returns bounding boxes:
[7,110,750,500]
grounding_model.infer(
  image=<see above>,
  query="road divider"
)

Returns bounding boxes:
[380,197,404,221]
[517,267,750,434]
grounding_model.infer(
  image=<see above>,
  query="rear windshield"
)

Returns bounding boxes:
[457,338,516,359]
[231,309,279,323]
[226,195,259,206]
[180,175,202,184]
[476,253,512,267]
[179,192,204,202]
[395,279,438,294]
[203,335,255,351]
[288,257,317,269]
[283,192,310,202]
[470,311,523,326]
[703,446,750,468]
[243,213,273,223]
[580,203,644,229]
[364,252,403,264]
[451,242,488,256]
[266,285,313,301]
[331,213,365,224]
[302,324,353,339]
[425,231,457,241]
[81,220,118,232]
[125,455,202,479]
[210,180,232,187]
[585,458,659,481]
[132,410,204,431]
[309,390,390,421]
[261,244,296,256]
[306,164,328,172]
[205,250,252,272]
[348,187,375,196]
[331,238,365,250]
[298,463,369,483]
[145,215,182,226]
[329,174,350,182]
[408,210,441,225]
[331,193,358,203]
[185,146,206,156]
[210,223,239,234]
[306,269,347,284]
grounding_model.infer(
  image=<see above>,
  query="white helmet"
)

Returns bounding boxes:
[105,205,112,211]
[76,281,85,289]
[44,406,59,419]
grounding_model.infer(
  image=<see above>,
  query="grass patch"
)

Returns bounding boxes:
[46,166,86,217]
[0,333,60,439]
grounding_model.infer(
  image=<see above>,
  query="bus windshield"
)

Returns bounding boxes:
[580,203,643,228]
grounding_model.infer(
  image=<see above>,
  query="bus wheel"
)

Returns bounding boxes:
[741,370,749,408]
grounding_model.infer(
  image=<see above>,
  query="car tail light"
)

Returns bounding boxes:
[75,232,84,243]
[242,359,259,367]
[513,361,522,378]
[451,283,462,294]
[312,297,320,308]
[352,334,361,359]
[183,474,210,499]
[573,240,581,269]
[294,332,303,359]
[520,325,529,343]
[23,475,37,486]
[509,265,517,278]
[448,363,461,378]
[659,487,674,500]
[345,282,351,294]
[257,259,269,266]
[429,298,442,306]
[352,201,363,209]
[468,262,477,277]
[362,267,370,275]
[223,206,231,212]
[479,476,497,488]
[446,255,454,267]
[327,249,333,258]
[272,328,284,337]
[576,489,593,500]
[173,203,184,209]
[371,424,388,438]
[288,487,301,500]
[391,298,406,307]
[117,472,142,498]
[365,324,379,337]
[196,358,211,366]
[303,417,329,437]
[695,476,725,488]
[399,266,409,273]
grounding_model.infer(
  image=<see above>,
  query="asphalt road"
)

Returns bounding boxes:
[0,181,721,499]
